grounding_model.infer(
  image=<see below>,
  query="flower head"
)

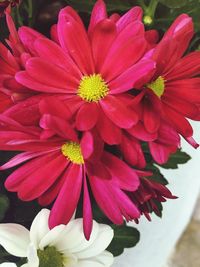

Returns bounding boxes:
[0,97,141,239]
[13,0,155,144]
[134,14,200,148]
[0,209,114,267]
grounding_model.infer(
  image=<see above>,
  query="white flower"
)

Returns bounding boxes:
[0,209,114,267]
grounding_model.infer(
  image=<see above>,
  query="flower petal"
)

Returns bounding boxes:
[91,19,117,72]
[30,209,50,248]
[76,103,99,131]
[0,224,30,257]
[100,95,138,129]
[75,224,113,259]
[39,225,66,250]
[49,164,83,229]
[88,0,107,35]
[116,6,143,32]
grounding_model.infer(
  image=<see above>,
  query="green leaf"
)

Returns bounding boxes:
[158,149,191,169]
[0,194,9,221]
[159,0,187,8]
[107,225,140,256]
[146,164,168,185]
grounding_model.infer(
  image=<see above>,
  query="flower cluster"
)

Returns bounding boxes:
[0,0,200,248]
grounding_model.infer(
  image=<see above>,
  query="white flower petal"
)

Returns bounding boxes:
[0,263,17,267]
[39,224,66,250]
[72,260,104,267]
[0,224,30,257]
[63,253,78,266]
[75,224,114,259]
[21,264,29,267]
[57,219,99,255]
[30,209,50,248]
[93,251,114,266]
[55,219,86,253]
[27,243,39,267]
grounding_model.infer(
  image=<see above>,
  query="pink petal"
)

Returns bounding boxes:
[5,152,58,192]
[34,38,81,80]
[38,167,69,206]
[40,114,77,141]
[17,154,68,201]
[16,71,71,94]
[57,14,94,75]
[76,102,99,131]
[88,0,107,35]
[83,175,93,240]
[49,164,83,228]
[149,142,175,164]
[0,150,51,170]
[80,131,94,159]
[91,19,117,72]
[120,135,146,169]
[163,104,193,138]
[25,58,78,90]
[109,59,155,94]
[89,175,124,224]
[111,186,140,220]
[116,6,143,32]
[102,152,140,191]
[96,109,122,145]
[100,95,138,129]
[101,22,146,81]
[128,121,158,141]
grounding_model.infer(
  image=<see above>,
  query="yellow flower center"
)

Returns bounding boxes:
[61,142,84,165]
[77,74,109,102]
[147,76,165,98]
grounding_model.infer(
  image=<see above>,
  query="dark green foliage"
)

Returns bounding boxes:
[107,224,140,256]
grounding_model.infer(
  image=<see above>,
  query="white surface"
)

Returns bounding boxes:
[114,121,200,267]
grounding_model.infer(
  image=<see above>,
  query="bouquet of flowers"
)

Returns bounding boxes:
[0,0,199,266]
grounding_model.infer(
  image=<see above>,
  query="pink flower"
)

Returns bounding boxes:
[14,0,155,144]
[133,14,200,148]
[0,11,45,112]
[0,97,140,239]
[129,173,177,221]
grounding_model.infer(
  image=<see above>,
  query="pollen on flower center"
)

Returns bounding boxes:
[77,74,109,102]
[147,76,165,98]
[61,141,84,165]
[37,246,64,267]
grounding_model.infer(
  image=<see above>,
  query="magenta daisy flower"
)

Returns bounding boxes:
[0,97,140,239]
[14,0,155,144]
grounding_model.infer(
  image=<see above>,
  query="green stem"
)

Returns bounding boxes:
[27,0,33,26]
[137,0,147,10]
[15,5,23,26]
[145,0,159,18]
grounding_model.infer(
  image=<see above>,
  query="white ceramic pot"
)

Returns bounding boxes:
[114,121,200,267]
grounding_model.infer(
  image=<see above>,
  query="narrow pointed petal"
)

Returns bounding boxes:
[49,164,83,228]
[83,175,93,240]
